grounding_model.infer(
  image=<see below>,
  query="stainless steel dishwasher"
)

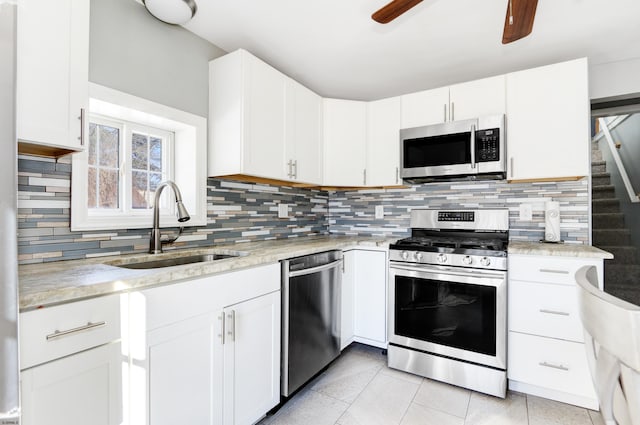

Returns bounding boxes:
[281,250,342,397]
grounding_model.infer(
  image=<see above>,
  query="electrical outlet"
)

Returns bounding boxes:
[375,205,384,219]
[519,203,533,221]
[278,204,288,218]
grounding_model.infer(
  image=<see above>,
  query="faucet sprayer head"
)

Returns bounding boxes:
[176,200,190,222]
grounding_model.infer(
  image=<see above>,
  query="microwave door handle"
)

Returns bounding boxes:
[470,124,477,169]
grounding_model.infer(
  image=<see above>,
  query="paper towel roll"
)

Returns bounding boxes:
[544,201,561,242]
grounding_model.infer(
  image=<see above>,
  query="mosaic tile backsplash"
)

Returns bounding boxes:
[327,180,590,243]
[17,155,328,264]
[17,155,589,264]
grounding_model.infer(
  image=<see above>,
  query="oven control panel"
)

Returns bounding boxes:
[438,211,475,222]
[389,250,507,271]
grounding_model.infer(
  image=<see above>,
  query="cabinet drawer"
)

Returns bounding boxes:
[509,255,599,286]
[507,332,596,399]
[508,280,584,342]
[20,294,121,369]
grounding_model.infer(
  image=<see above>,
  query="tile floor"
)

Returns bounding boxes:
[259,344,605,425]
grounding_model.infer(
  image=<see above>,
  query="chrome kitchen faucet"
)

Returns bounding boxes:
[149,180,190,254]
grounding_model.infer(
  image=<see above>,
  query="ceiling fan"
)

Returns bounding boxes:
[371,0,539,44]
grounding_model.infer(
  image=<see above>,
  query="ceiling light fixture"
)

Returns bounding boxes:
[142,0,197,25]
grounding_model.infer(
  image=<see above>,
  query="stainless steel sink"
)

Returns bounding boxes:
[114,253,239,269]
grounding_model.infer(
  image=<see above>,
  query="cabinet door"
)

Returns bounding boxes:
[21,342,122,425]
[367,97,402,186]
[341,251,356,350]
[223,291,281,425]
[401,86,449,129]
[506,58,590,181]
[243,54,287,180]
[287,80,323,184]
[146,314,217,425]
[323,99,367,186]
[449,75,506,121]
[353,250,387,346]
[17,0,88,151]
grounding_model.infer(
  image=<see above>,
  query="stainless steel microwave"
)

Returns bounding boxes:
[400,114,506,183]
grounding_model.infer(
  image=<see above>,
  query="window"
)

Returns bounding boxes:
[86,116,173,216]
[71,83,207,231]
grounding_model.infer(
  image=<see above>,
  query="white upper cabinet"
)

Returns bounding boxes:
[323,99,367,187]
[286,79,323,184]
[506,58,590,181]
[17,0,89,156]
[401,86,449,129]
[209,49,287,181]
[400,76,505,130]
[209,49,324,184]
[448,75,506,121]
[367,97,402,186]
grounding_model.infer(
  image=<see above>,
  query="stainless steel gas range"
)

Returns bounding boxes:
[388,208,509,398]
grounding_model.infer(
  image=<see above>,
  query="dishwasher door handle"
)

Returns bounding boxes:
[288,259,343,278]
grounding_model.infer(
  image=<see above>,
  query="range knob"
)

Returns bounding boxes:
[437,253,448,264]
[480,257,491,267]
[401,251,410,261]
[462,255,473,265]
[415,252,423,262]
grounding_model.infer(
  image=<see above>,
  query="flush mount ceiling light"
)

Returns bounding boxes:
[143,0,197,25]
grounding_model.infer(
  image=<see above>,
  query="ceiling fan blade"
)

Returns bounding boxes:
[372,0,424,24]
[502,0,538,44]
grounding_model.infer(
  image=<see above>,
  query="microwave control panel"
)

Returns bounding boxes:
[475,129,500,162]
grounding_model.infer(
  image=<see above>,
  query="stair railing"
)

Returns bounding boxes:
[595,116,640,203]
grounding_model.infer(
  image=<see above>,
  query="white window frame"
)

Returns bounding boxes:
[86,114,175,220]
[71,84,207,231]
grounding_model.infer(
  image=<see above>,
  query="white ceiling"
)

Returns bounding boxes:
[185,0,640,101]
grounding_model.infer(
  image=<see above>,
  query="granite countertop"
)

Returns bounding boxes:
[18,235,392,311]
[508,240,614,259]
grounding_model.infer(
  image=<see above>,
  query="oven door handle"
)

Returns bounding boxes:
[390,263,506,280]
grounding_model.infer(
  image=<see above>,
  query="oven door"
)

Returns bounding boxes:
[388,262,506,370]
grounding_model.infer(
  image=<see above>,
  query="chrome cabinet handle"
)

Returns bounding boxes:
[539,309,570,316]
[226,310,235,342]
[78,108,86,146]
[539,269,570,274]
[539,361,569,371]
[510,157,514,178]
[287,159,293,179]
[218,314,225,344]
[443,104,447,122]
[451,102,455,121]
[395,166,399,184]
[46,321,105,341]
[363,169,367,185]
[293,160,298,179]
[470,124,476,169]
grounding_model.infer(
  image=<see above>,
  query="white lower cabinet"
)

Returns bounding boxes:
[20,294,124,425]
[221,291,281,425]
[21,342,123,425]
[341,250,356,350]
[136,263,281,425]
[146,313,217,425]
[508,254,602,409]
[341,249,387,349]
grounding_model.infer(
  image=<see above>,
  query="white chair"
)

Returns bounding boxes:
[575,266,640,425]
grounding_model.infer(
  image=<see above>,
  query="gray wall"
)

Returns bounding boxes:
[89,0,226,117]
[590,58,640,101]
